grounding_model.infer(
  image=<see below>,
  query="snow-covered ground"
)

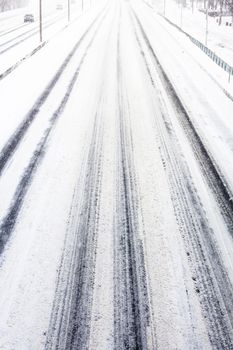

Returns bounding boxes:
[0,0,232,348]
[154,0,233,64]
[135,1,233,194]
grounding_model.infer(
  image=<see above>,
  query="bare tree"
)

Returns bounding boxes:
[0,0,8,11]
[226,0,233,21]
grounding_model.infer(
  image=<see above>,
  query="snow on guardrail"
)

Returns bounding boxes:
[160,14,233,82]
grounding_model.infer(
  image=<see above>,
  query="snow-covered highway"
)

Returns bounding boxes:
[0,0,232,349]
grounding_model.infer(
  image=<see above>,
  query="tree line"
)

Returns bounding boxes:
[177,0,233,24]
[0,0,29,12]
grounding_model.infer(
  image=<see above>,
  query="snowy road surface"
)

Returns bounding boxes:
[0,0,233,349]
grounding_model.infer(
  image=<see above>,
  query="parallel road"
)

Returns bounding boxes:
[0,6,81,74]
[0,12,64,55]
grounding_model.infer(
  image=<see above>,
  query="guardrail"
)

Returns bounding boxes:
[160,14,233,82]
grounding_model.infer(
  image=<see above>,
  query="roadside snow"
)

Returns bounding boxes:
[155,0,233,64]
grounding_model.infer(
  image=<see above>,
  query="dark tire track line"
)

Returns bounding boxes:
[130,8,233,349]
[113,20,154,350]
[45,97,104,350]
[0,5,108,177]
[131,7,233,233]
[0,14,106,256]
[46,6,118,348]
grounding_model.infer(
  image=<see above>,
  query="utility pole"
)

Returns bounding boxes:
[180,0,183,28]
[205,0,209,45]
[68,0,70,22]
[163,0,166,16]
[39,0,42,42]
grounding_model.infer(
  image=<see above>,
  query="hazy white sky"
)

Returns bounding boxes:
[27,0,66,13]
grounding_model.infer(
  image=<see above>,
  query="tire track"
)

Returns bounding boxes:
[0,22,27,39]
[45,95,104,350]
[113,17,155,350]
[130,8,233,348]
[131,7,233,232]
[45,6,118,348]
[0,5,108,177]
[0,12,107,255]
